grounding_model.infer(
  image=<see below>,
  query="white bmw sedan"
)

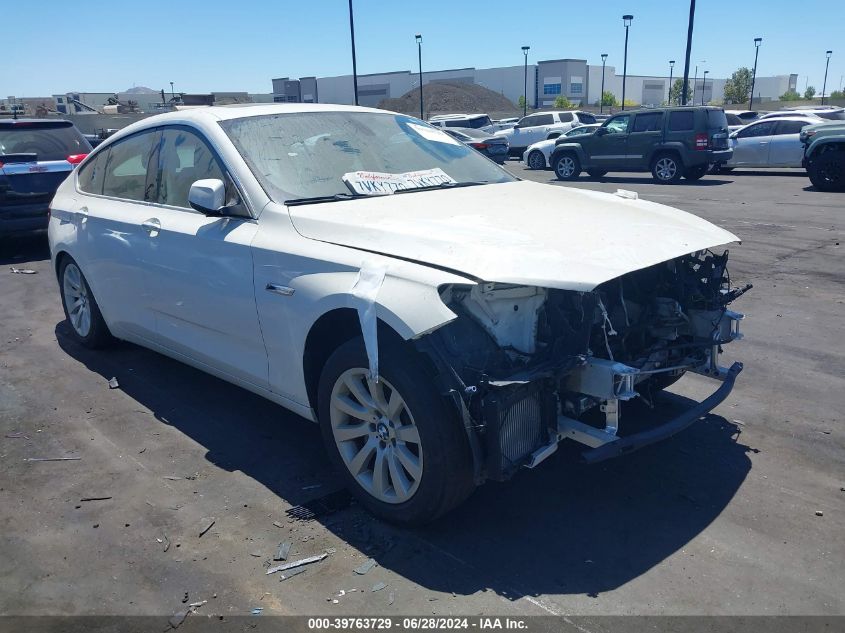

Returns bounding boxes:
[49,104,747,525]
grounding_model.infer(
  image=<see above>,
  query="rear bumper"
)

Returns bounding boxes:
[700,149,733,164]
[581,362,743,463]
[0,201,51,235]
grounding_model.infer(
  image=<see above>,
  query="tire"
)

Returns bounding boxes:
[58,257,113,349]
[526,150,547,170]
[684,165,708,181]
[808,150,845,192]
[587,169,608,179]
[553,153,581,180]
[317,337,475,525]
[651,153,683,184]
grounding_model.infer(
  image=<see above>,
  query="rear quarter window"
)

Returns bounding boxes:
[706,109,728,129]
[668,111,695,131]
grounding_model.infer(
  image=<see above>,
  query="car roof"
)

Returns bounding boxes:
[0,118,74,127]
[747,115,821,124]
[428,113,489,120]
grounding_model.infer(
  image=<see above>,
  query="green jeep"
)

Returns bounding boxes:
[550,106,733,184]
[801,122,845,191]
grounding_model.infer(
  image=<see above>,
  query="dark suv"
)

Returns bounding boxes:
[1,119,91,238]
[549,106,732,184]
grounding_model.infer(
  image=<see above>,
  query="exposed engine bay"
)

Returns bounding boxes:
[416,250,751,482]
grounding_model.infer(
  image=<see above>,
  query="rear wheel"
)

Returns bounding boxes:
[808,150,845,191]
[684,165,708,181]
[587,169,608,179]
[553,153,581,180]
[651,153,683,184]
[317,337,475,525]
[58,257,113,349]
[527,150,546,170]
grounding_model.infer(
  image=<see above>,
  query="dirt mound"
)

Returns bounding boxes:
[379,82,519,118]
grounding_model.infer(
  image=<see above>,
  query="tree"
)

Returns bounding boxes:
[622,99,638,108]
[723,67,753,104]
[804,86,816,100]
[830,90,844,100]
[669,78,688,105]
[601,91,617,107]
[553,95,574,109]
[780,89,801,101]
[517,95,526,109]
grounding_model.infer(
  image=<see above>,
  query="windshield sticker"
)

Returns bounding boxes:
[407,122,463,146]
[342,168,456,196]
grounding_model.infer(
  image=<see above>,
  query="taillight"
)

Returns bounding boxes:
[470,143,489,150]
[694,133,709,150]
[66,154,88,165]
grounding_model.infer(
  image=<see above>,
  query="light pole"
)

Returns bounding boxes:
[701,70,709,105]
[821,50,833,105]
[522,46,530,117]
[621,14,633,110]
[415,34,423,119]
[668,60,675,104]
[170,81,175,100]
[348,0,359,105]
[681,0,695,105]
[749,37,762,109]
[600,53,608,113]
[693,64,698,104]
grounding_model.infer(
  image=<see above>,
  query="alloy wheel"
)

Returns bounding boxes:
[556,156,576,178]
[528,151,546,170]
[63,263,92,338]
[655,157,678,181]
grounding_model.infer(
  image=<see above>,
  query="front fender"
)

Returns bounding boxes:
[550,142,586,165]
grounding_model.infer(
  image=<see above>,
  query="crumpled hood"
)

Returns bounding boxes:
[287,181,739,292]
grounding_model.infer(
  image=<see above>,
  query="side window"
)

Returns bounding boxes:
[633,112,663,132]
[558,112,573,123]
[101,132,158,201]
[535,114,555,126]
[445,120,464,127]
[775,120,808,135]
[578,113,597,124]
[518,116,538,128]
[668,111,695,131]
[77,151,107,195]
[156,127,235,209]
[605,115,631,134]
[737,121,777,138]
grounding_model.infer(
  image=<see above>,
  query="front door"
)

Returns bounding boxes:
[140,126,268,389]
[730,120,777,166]
[589,114,631,169]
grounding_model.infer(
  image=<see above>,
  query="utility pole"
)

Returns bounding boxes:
[600,53,608,113]
[701,70,709,105]
[681,0,695,105]
[821,50,833,105]
[415,34,423,119]
[522,46,530,117]
[749,38,762,109]
[348,0,359,105]
[668,60,675,104]
[621,15,633,110]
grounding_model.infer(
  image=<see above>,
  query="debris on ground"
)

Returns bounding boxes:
[108,377,119,389]
[163,535,171,552]
[181,592,189,604]
[732,419,746,426]
[198,517,216,538]
[372,581,387,592]
[4,432,29,439]
[249,551,262,557]
[10,267,37,274]
[354,558,377,575]
[25,456,81,462]
[251,607,263,615]
[272,521,284,528]
[168,609,189,628]
[286,489,352,521]
[163,476,183,480]
[815,510,824,516]
[80,496,112,502]
[274,541,291,561]
[388,591,395,606]
[278,567,307,582]
[266,552,328,575]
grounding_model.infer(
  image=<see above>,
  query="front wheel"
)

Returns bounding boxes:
[553,153,581,180]
[651,153,683,184]
[527,150,546,170]
[58,257,113,348]
[684,165,708,181]
[317,337,475,525]
[808,151,845,191]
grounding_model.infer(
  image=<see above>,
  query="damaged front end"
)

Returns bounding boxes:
[415,250,751,483]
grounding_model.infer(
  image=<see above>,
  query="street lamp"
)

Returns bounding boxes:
[170,81,175,100]
[415,34,423,119]
[681,0,696,105]
[749,37,762,109]
[701,70,709,105]
[821,50,833,105]
[348,0,359,105]
[600,53,608,113]
[668,60,675,105]
[621,14,633,110]
[522,46,530,117]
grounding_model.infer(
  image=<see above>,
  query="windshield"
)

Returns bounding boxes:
[817,111,845,120]
[0,121,91,161]
[220,112,514,202]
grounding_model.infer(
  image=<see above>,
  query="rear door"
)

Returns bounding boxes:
[768,120,808,166]
[140,125,268,389]
[626,111,664,169]
[730,120,777,166]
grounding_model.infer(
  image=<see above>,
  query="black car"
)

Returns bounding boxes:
[442,127,509,164]
[1,119,92,238]
[549,106,732,184]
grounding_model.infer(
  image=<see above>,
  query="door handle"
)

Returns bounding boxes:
[141,218,161,235]
[266,283,295,297]
[77,206,88,224]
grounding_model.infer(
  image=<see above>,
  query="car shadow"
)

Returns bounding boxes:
[55,322,752,601]
[0,232,50,265]
[727,169,806,177]
[530,172,733,186]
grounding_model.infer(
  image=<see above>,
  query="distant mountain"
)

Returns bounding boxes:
[123,86,158,94]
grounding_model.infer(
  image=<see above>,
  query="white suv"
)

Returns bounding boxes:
[499,111,598,156]
[427,113,494,132]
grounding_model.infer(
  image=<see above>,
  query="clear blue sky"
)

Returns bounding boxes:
[3,0,843,97]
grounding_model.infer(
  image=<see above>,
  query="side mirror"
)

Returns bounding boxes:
[188,179,226,215]
[595,127,609,136]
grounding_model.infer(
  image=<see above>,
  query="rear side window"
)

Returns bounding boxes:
[737,121,777,138]
[445,120,464,127]
[155,127,230,209]
[633,112,662,132]
[725,113,744,126]
[558,112,573,123]
[467,116,493,129]
[578,113,597,124]
[101,132,158,201]
[706,109,728,129]
[668,111,695,131]
[0,122,91,161]
[534,114,555,126]
[776,120,809,135]
[77,152,107,195]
